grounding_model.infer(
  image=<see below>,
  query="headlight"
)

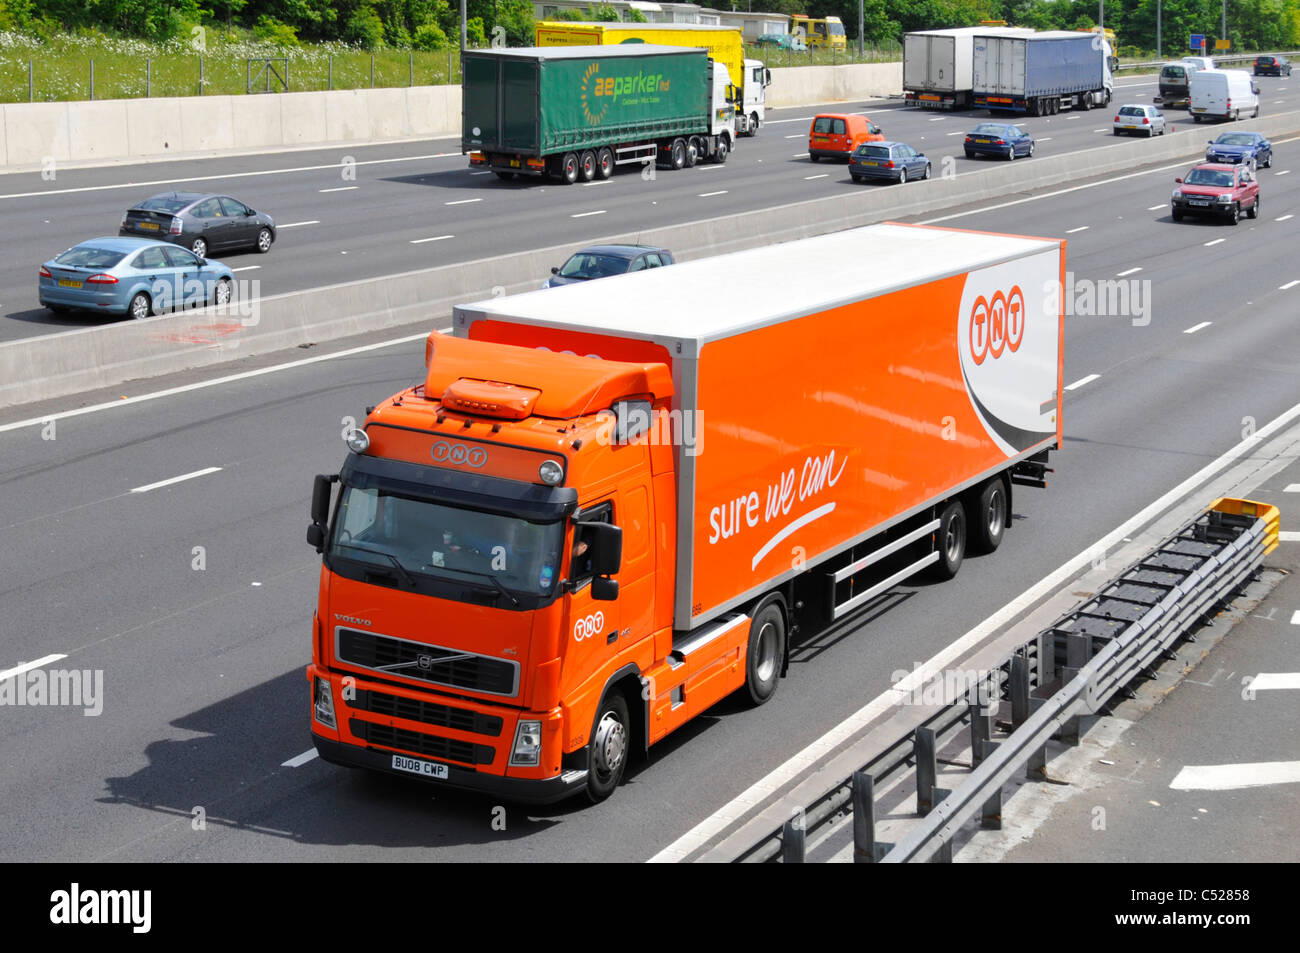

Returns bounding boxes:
[538,459,563,485]
[1171,190,1182,199]
[1216,194,1232,203]
[510,719,542,766]
[313,677,337,729]
[345,428,370,453]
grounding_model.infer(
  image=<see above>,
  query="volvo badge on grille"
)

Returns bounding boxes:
[416,654,436,671]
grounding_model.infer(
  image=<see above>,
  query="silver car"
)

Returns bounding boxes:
[1113,104,1167,137]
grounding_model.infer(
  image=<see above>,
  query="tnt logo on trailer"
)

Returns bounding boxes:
[968,286,1025,365]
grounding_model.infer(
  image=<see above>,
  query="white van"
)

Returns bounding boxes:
[1190,68,1259,122]
[1182,55,1215,71]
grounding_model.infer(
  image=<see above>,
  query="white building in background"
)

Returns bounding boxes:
[706,9,791,41]
[532,1,712,23]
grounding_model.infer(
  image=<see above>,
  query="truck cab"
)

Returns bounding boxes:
[739,58,772,136]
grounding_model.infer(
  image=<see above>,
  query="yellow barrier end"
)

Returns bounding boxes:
[1210,497,1281,555]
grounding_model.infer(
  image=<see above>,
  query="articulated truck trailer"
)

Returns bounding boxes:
[903,26,1034,110]
[305,223,1066,804]
[462,45,736,182]
[974,30,1113,114]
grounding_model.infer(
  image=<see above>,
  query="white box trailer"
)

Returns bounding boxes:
[904,26,1035,110]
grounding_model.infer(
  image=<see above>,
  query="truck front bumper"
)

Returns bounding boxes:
[312,733,589,805]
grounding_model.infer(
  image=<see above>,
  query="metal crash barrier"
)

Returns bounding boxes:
[725,498,1278,863]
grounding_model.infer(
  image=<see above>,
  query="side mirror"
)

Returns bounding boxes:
[1174,177,1183,183]
[245,208,257,216]
[307,523,326,552]
[764,68,772,87]
[591,576,619,601]
[551,266,559,275]
[585,522,623,576]
[311,474,334,525]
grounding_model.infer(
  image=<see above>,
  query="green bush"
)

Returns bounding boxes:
[345,6,386,49]
[253,14,300,48]
[412,22,450,49]
[466,15,486,46]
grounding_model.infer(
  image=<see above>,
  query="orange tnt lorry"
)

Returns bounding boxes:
[305,222,1065,804]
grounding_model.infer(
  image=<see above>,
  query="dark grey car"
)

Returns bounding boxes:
[120,192,276,259]
[544,244,675,288]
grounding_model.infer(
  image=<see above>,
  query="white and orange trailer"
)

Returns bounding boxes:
[306,222,1066,803]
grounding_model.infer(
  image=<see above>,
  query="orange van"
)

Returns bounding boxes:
[808,113,884,161]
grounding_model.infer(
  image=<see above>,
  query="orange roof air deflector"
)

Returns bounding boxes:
[424,333,673,420]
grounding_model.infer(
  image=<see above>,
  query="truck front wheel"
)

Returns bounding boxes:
[744,601,786,706]
[712,138,728,164]
[586,692,630,803]
[931,500,967,580]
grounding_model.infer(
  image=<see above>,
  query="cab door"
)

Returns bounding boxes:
[565,500,622,696]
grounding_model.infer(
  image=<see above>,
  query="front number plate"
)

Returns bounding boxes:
[1190,199,1211,206]
[392,754,449,779]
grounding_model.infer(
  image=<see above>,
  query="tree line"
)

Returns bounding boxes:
[0,0,1295,52]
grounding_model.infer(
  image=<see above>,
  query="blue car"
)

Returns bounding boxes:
[1205,131,1272,168]
[964,122,1035,160]
[39,237,235,319]
[849,141,931,184]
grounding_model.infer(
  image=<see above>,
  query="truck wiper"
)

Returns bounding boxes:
[421,563,521,608]
[337,542,416,587]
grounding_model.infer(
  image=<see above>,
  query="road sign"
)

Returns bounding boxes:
[1190,33,1205,50]
[1215,39,1231,50]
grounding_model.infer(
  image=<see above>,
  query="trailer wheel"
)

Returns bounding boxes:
[561,152,580,184]
[596,147,614,179]
[670,138,687,170]
[744,601,785,706]
[930,500,967,580]
[585,691,630,804]
[712,138,728,164]
[969,478,1008,555]
[579,150,597,182]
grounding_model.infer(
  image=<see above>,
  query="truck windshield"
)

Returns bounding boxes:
[330,484,565,598]
[829,23,845,36]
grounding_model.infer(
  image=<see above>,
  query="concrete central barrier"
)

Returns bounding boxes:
[4,109,1298,412]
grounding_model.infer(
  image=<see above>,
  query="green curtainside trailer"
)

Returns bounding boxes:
[463,45,738,183]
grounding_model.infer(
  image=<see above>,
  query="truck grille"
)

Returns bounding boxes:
[351,718,494,766]
[336,628,518,696]
[352,689,504,737]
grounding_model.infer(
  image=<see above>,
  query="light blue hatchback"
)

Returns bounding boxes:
[39,236,235,319]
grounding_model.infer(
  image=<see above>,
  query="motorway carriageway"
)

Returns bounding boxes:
[3,73,1297,342]
[0,132,1297,861]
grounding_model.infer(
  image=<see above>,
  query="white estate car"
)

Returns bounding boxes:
[1113,103,1167,137]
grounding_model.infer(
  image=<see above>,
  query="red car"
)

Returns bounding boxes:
[1170,163,1260,225]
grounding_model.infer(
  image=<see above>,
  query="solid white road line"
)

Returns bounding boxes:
[319,186,358,193]
[1204,238,1225,246]
[0,331,440,435]
[445,198,481,205]
[804,174,828,180]
[571,210,606,218]
[130,466,222,494]
[278,220,319,228]
[1184,321,1212,334]
[0,152,465,201]
[409,235,453,243]
[1250,673,1300,690]
[1065,374,1100,390]
[1118,267,1143,276]
[0,654,69,682]
[1170,762,1300,791]
[1066,226,1089,233]
[282,749,320,768]
[765,116,813,124]
[648,400,1300,862]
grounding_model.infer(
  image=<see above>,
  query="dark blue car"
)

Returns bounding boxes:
[1205,132,1272,168]
[849,141,931,184]
[964,122,1035,160]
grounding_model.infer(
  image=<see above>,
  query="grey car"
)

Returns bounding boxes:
[120,192,276,259]
[544,244,675,288]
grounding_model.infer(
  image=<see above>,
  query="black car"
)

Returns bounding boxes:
[120,192,276,258]
[1254,55,1291,76]
[544,244,675,288]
